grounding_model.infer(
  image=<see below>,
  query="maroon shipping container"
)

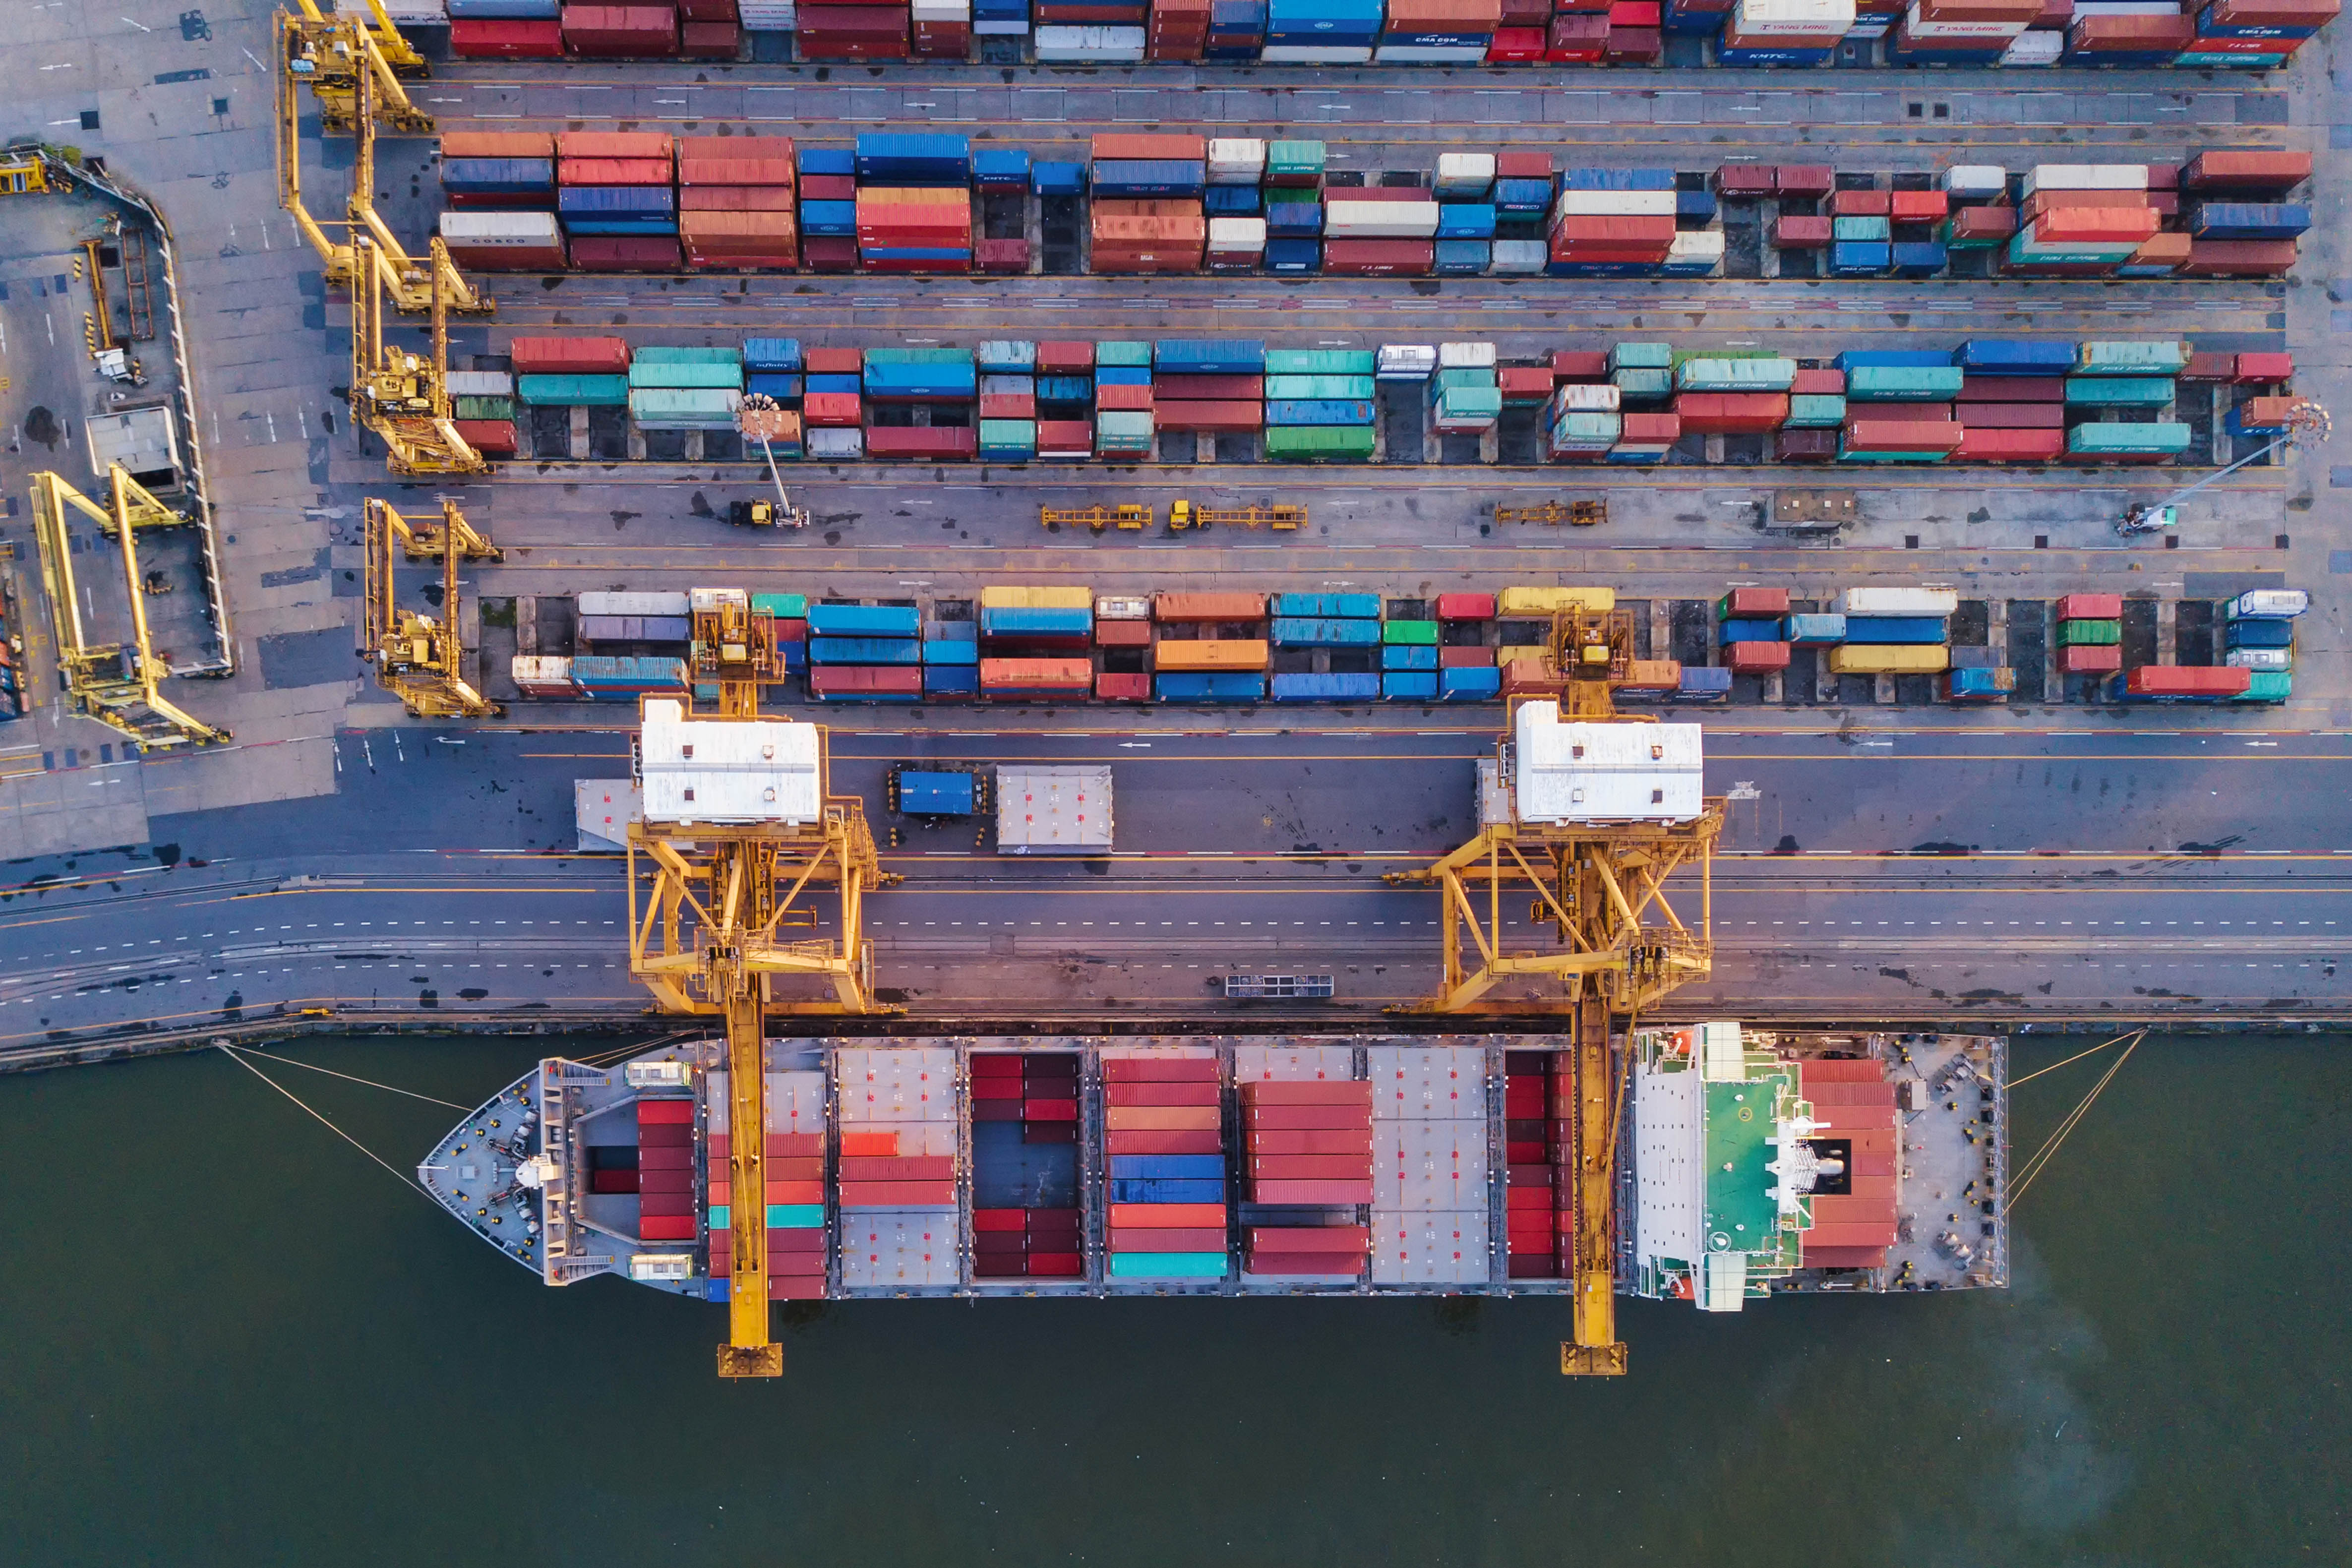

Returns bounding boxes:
[801,236,859,272]
[562,5,682,54]
[1036,340,1096,372]
[1790,367,1844,395]
[1774,165,1836,197]
[799,174,858,201]
[1959,375,2066,404]
[1776,429,1838,462]
[977,238,1029,274]
[1960,404,2066,429]
[680,187,798,213]
[2059,644,2123,675]
[1720,586,1790,616]
[450,18,565,56]
[510,335,630,375]
[796,5,912,56]
[1096,672,1151,701]
[1436,592,1496,621]
[1551,350,1608,381]
[2176,240,2296,277]
[2125,665,2250,697]
[1323,239,1434,276]
[1774,214,1833,248]
[568,236,684,271]
[1947,206,2017,242]
[1493,152,1553,180]
[864,426,978,460]
[1152,372,1263,399]
[1830,189,1892,217]
[1712,162,1774,197]
[680,0,740,16]
[2179,351,2235,382]
[1439,645,1494,668]
[682,21,743,55]
[810,665,925,698]
[444,241,566,272]
[2069,13,2195,46]
[1153,400,1262,433]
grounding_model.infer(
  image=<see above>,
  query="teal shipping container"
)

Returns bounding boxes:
[518,373,629,406]
[1845,365,1965,401]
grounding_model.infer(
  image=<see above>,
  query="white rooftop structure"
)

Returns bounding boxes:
[996,765,1113,854]
[637,699,822,826]
[1512,703,1704,826]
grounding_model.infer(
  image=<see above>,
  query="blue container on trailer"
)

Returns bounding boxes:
[808,637,922,665]
[920,639,979,666]
[1440,665,1502,700]
[1382,644,1439,671]
[745,373,803,401]
[1204,184,1263,216]
[1435,240,1491,276]
[1266,202,1325,236]
[1036,376,1094,404]
[797,148,854,178]
[1110,1155,1227,1179]
[1383,670,1440,701]
[1266,399,1376,426]
[1091,160,1208,198]
[807,373,862,397]
[2225,619,2295,649]
[981,605,1093,637]
[1266,239,1322,273]
[798,200,857,237]
[442,158,554,193]
[1494,178,1553,213]
[922,666,980,696]
[1034,161,1086,197]
[1676,666,1733,703]
[743,337,803,371]
[1719,618,1785,644]
[1156,671,1267,702]
[1956,339,2074,375]
[1110,1177,1227,1203]
[1271,671,1382,701]
[1784,612,1846,645]
[1437,204,1497,239]
[973,147,1032,189]
[1155,339,1267,374]
[1843,616,1948,644]
[1558,168,1676,191]
[1891,241,1947,276]
[1675,189,1719,224]
[855,131,972,186]
[808,603,922,637]
[897,770,977,814]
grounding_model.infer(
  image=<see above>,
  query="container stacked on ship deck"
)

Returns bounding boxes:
[1503,1051,1571,1277]
[704,1067,829,1300]
[835,1045,960,1288]
[1102,1046,1229,1281]
[634,1095,697,1243]
[1794,1057,1903,1268]
[968,1050,1085,1280]
[1236,1043,1373,1281]
[1369,1044,1491,1285]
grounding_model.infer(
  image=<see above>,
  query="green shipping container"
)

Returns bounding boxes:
[1383,619,1439,645]
[1266,424,1375,460]
[1845,365,1965,401]
[1094,409,1154,450]
[454,395,516,421]
[1267,140,1327,179]
[1435,386,1504,422]
[634,346,742,366]
[1607,342,1674,371]
[752,594,807,619]
[1550,412,1621,444]
[1094,341,1153,367]
[629,362,744,390]
[2075,340,2191,376]
[978,418,1036,454]
[2055,618,2122,647]
[1838,446,1953,464]
[1785,394,1847,428]
[517,373,629,406]
[1612,367,1673,399]
[1434,366,1499,394]
[1832,215,1891,243]
[2063,376,2174,407]
[2233,670,2292,702]
[628,388,742,428]
[1265,374,1377,401]
[1264,348,1376,376]
[2066,422,2192,456]
[1675,358,1797,393]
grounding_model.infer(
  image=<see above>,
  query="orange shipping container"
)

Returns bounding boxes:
[1105,1105,1222,1130]
[1092,133,1208,161]
[838,1130,900,1157]
[1152,639,1270,671]
[1108,1201,1226,1228]
[1154,591,1267,622]
[443,131,555,160]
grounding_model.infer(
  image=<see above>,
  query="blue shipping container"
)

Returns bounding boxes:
[1383,671,1440,701]
[807,374,861,396]
[743,336,803,371]
[1382,644,1439,670]
[1156,671,1267,702]
[797,149,855,177]
[1109,1155,1227,1179]
[1956,339,2074,375]
[981,606,1093,637]
[1558,168,1676,191]
[973,147,1032,188]
[745,373,803,401]
[1719,618,1784,644]
[920,640,979,665]
[1204,184,1263,215]
[1270,671,1382,700]
[1109,1178,1227,1203]
[442,158,553,192]
[808,603,922,637]
[1842,616,1948,644]
[1784,612,1846,645]
[1034,161,1086,196]
[1155,339,1268,374]
[1676,666,1734,701]
[1836,350,1955,371]
[922,666,980,695]
[1270,618,1382,647]
[1436,204,1498,239]
[854,131,972,185]
[1271,592,1379,618]
[897,770,977,814]
[1091,160,1207,197]
[1440,666,1502,700]
[1266,202,1325,236]
[809,637,922,665]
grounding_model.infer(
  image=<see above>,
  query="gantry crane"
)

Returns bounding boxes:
[276,6,486,315]
[359,497,500,718]
[27,466,232,749]
[367,495,502,564]
[350,233,488,476]
[626,607,899,1377]
[280,0,429,135]
[1387,603,1722,1378]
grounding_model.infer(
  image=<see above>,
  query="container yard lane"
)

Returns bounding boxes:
[0,724,2344,1055]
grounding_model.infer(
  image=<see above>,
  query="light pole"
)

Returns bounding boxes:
[2119,396,2331,534]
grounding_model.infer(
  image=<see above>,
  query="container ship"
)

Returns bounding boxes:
[420,1026,2006,1314]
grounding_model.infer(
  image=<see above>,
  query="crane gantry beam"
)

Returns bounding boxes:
[1386,603,1723,1378]
[360,497,500,718]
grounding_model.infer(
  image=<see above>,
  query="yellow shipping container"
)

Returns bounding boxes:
[1497,586,1616,616]
[1620,659,1681,691]
[980,585,1094,609]
[1827,644,1949,675]
[1495,645,1551,667]
[1153,639,1270,671]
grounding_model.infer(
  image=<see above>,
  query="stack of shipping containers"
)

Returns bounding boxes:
[802,345,862,456]
[977,340,1037,460]
[2065,340,2191,462]
[627,345,742,433]
[1154,338,1266,452]
[1436,594,1504,701]
[742,338,805,456]
[836,1046,960,1288]
[1265,348,1376,461]
[1093,341,1157,457]
[1381,600,1441,702]
[635,1095,697,1244]
[855,133,973,273]
[978,586,1093,700]
[2054,592,2124,687]
[864,347,978,461]
[1153,591,1270,702]
[1090,134,1210,276]
[1269,592,1382,703]
[1718,585,1792,680]
[796,147,857,272]
[1102,1046,1229,1282]
[1035,340,1095,459]
[1238,1044,1372,1280]
[1433,341,1502,442]
[1503,1052,1567,1277]
[807,601,923,701]
[1369,1044,1490,1285]
[2217,589,2304,703]
[1093,595,1153,701]
[1828,587,1955,680]
[705,1067,830,1301]
[678,136,796,271]
[969,1050,1084,1281]
[556,130,679,271]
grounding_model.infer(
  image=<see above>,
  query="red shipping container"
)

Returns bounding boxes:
[680,187,798,213]
[2069,13,2195,46]
[1845,420,1964,452]
[558,157,676,187]
[2125,664,2249,697]
[983,661,1090,694]
[1111,1226,1225,1252]
[1774,215,1833,248]
[1775,164,1836,197]
[1487,26,1549,60]
[1152,373,1263,399]
[1440,645,1494,668]
[1323,239,1434,276]
[1241,1082,1371,1104]
[1437,592,1496,621]
[1093,133,1209,161]
[1723,641,1790,674]
[796,6,912,57]
[683,20,742,54]
[1253,1130,1375,1154]
[562,5,681,53]
[979,392,1036,420]
[2180,148,2313,193]
[1831,189,1892,217]
[1103,1056,1219,1080]
[797,236,857,272]
[1789,368,1844,396]
[1960,405,2066,429]
[2232,352,2293,385]
[569,236,683,271]
[641,1215,697,1241]
[1955,428,2063,462]
[1498,366,1557,402]
[808,665,926,699]
[2177,240,2297,277]
[1675,392,1790,434]
[975,238,1029,274]
[804,393,862,428]
[1712,163,1775,197]
[803,347,861,374]
[450,18,565,56]
[1106,1130,1223,1154]
[1245,1253,1364,1276]
[839,1155,955,1180]
[1721,586,1790,616]
[1092,620,1152,649]
[443,131,556,160]
[1496,152,1554,179]
[1888,190,1949,223]
[865,426,977,460]
[2059,644,2123,675]
[1250,1157,1373,1182]
[448,419,514,457]
[555,131,674,162]
[1255,1180,1373,1205]
[1551,350,1608,380]
[510,335,630,375]
[1096,383,1155,412]
[2055,593,2124,623]
[1153,401,1262,433]
[1096,672,1150,701]
[799,175,858,202]
[838,1179,959,1206]
[1244,1104,1373,1130]
[1960,376,2066,403]
[1550,214,1676,244]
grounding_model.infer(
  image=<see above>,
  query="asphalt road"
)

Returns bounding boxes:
[2,723,2342,1048]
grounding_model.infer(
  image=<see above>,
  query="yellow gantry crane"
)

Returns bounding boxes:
[350,232,487,476]
[1387,603,1722,1378]
[359,497,500,718]
[26,466,232,749]
[626,596,899,1377]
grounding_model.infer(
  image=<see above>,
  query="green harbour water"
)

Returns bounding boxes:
[2,1031,2344,1566]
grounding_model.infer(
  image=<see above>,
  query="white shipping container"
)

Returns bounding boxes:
[1435,153,1497,194]
[1840,587,1960,616]
[445,370,515,397]
[440,210,563,247]
[2225,648,2292,671]
[2001,26,2064,60]
[1556,383,1622,411]
[2230,589,2308,618]
[1033,24,1146,58]
[2024,163,2150,195]
[1325,199,1440,238]
[1208,137,1268,183]
[1490,239,1547,274]
[910,0,969,15]
[1207,216,1268,250]
[1096,596,1152,620]
[806,427,864,459]
[1902,7,2030,36]
[973,18,1029,31]
[1438,341,1497,369]
[1942,164,2008,197]
[1553,190,1678,217]
[1376,344,1437,378]
[1668,229,1726,262]
[580,591,691,617]
[1372,43,1489,60]
[1257,43,1376,60]
[1732,0,1858,33]
[2070,0,2180,11]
